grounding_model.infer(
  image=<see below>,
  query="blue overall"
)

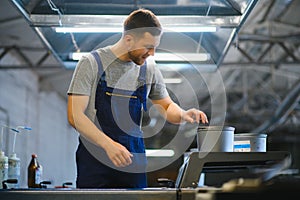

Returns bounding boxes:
[76,51,148,188]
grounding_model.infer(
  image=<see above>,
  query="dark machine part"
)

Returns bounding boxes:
[0,151,294,200]
[62,182,73,188]
[2,179,18,189]
[175,151,292,188]
[157,178,175,188]
[39,181,52,188]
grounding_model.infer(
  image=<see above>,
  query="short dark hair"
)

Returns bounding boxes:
[123,8,162,37]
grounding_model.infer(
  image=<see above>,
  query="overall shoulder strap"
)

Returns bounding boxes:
[138,61,147,83]
[91,51,105,78]
[138,61,147,111]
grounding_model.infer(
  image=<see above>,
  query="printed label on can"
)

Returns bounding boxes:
[234,140,251,152]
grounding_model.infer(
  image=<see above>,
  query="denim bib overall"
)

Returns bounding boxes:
[76,51,148,188]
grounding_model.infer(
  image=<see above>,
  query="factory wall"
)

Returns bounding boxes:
[0,62,78,188]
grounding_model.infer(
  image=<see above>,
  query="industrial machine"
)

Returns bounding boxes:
[1,151,297,200]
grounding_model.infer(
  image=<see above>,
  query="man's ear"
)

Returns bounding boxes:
[124,34,134,49]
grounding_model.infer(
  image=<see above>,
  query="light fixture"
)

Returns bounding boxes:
[163,78,182,84]
[70,52,88,60]
[154,53,210,62]
[55,27,123,33]
[70,52,211,62]
[157,63,218,73]
[55,26,216,33]
[145,149,175,157]
[164,26,217,32]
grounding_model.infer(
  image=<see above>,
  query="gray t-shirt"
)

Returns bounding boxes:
[67,46,169,121]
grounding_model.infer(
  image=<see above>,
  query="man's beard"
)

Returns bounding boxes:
[128,51,145,66]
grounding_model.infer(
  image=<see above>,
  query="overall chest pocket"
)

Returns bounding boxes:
[105,90,142,133]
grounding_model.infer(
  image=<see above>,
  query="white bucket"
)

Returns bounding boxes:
[197,126,235,152]
[234,133,267,152]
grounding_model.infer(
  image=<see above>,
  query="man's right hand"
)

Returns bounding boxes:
[105,140,133,167]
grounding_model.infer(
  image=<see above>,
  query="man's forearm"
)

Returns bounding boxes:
[165,102,184,124]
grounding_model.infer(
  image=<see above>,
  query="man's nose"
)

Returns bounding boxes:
[148,48,155,56]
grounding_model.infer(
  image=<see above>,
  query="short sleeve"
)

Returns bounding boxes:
[67,55,96,96]
[148,64,169,100]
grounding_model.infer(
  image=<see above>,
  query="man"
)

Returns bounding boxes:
[67,8,208,189]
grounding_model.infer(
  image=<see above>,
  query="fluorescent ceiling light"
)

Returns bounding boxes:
[163,78,182,84]
[145,149,175,157]
[70,52,210,62]
[154,53,210,62]
[165,26,217,32]
[55,27,123,33]
[64,61,218,72]
[70,52,88,60]
[157,63,218,73]
[55,26,216,33]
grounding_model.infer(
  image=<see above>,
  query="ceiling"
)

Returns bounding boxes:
[8,0,258,68]
[1,0,300,137]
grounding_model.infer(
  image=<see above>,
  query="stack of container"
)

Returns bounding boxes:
[0,125,31,189]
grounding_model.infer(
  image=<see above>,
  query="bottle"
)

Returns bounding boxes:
[27,154,43,188]
[0,151,8,189]
[8,153,20,188]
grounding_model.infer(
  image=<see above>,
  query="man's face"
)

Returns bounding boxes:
[127,32,161,65]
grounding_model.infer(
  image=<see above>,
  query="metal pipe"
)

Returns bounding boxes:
[252,79,300,133]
